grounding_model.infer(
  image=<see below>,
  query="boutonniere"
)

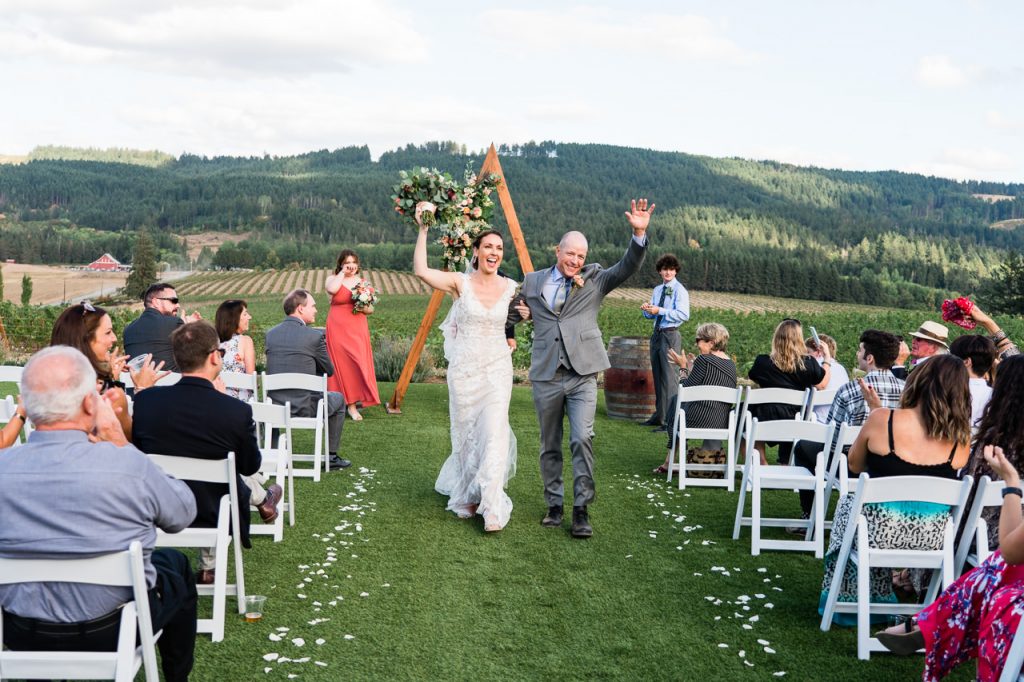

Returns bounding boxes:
[571,275,585,290]
[664,285,673,295]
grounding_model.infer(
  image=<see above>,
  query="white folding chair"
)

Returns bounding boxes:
[147,452,246,642]
[261,372,328,482]
[666,386,742,491]
[248,400,296,540]
[0,395,26,446]
[999,618,1024,682]
[820,473,973,660]
[0,541,160,682]
[220,371,258,399]
[119,371,182,389]
[732,417,835,557]
[803,387,839,422]
[954,476,1020,578]
[0,365,24,388]
[737,387,811,459]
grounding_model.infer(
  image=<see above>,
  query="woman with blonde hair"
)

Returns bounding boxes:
[653,322,737,475]
[748,318,831,464]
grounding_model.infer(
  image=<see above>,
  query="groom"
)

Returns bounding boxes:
[509,199,654,538]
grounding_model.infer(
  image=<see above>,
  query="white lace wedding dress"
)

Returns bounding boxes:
[434,273,518,529]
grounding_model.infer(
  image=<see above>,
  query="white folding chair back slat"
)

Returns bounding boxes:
[732,417,835,557]
[260,372,328,482]
[819,473,973,660]
[147,452,246,643]
[666,385,742,491]
[248,399,296,538]
[220,371,258,395]
[0,365,24,388]
[737,387,811,451]
[0,394,26,446]
[0,541,160,682]
[803,387,839,421]
[998,618,1024,682]
[119,371,182,389]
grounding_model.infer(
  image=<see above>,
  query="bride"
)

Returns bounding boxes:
[413,201,518,532]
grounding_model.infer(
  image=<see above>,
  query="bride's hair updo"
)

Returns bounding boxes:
[471,230,504,269]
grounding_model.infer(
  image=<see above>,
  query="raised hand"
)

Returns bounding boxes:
[108,348,129,378]
[967,304,997,333]
[415,201,437,230]
[858,378,882,411]
[624,198,656,235]
[982,444,1020,486]
[130,354,170,391]
[184,311,202,323]
[90,389,128,446]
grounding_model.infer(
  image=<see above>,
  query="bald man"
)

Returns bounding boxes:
[508,199,653,538]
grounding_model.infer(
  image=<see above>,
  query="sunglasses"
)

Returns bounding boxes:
[209,348,227,358]
[80,300,97,314]
[156,297,180,304]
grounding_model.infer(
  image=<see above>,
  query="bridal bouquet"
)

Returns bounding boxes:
[391,166,502,269]
[352,279,378,314]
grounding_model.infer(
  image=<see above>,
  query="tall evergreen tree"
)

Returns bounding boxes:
[984,251,1024,315]
[125,231,158,300]
[19,274,32,307]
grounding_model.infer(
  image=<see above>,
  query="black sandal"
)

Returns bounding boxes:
[875,619,925,656]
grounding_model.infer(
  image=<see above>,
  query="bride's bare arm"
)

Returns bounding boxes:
[413,202,460,294]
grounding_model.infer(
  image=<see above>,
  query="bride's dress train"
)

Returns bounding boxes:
[434,274,517,529]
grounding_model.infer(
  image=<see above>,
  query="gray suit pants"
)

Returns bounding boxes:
[533,366,598,508]
[650,328,681,424]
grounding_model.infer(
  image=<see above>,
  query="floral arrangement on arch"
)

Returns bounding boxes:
[391,166,502,270]
[352,279,378,314]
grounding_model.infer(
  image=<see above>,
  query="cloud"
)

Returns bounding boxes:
[0,0,428,76]
[902,147,1017,181]
[481,7,759,65]
[525,101,597,123]
[915,55,968,88]
[986,110,1024,132]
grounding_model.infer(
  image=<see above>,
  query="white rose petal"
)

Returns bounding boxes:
[291,638,305,647]
[344,634,355,640]
[263,653,279,661]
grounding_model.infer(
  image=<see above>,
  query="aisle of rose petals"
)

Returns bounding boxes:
[259,467,382,678]
[611,473,788,677]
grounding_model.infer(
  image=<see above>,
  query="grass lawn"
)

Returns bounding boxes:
[185,382,972,681]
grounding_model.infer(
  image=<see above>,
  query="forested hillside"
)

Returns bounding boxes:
[1,141,1022,308]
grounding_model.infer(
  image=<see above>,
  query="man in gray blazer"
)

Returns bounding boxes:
[265,289,350,470]
[509,199,654,537]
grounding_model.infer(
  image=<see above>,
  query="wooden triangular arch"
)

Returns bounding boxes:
[386,144,533,413]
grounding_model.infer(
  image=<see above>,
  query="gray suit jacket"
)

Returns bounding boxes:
[265,316,336,415]
[513,237,647,381]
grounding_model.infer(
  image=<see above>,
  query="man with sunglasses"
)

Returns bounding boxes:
[124,283,202,372]
[132,321,281,585]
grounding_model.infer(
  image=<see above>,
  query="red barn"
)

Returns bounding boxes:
[87,253,124,271]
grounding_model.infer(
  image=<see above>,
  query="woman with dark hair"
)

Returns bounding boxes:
[820,355,972,624]
[215,299,255,401]
[325,249,379,421]
[414,204,518,532]
[49,301,166,440]
[748,318,832,464]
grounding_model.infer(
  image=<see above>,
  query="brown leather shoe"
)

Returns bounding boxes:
[257,484,283,523]
[196,569,215,585]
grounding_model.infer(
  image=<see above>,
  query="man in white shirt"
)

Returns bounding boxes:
[949,334,996,428]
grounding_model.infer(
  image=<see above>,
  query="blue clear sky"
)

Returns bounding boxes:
[1,0,1021,182]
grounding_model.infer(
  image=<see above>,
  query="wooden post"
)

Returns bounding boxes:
[386,143,531,413]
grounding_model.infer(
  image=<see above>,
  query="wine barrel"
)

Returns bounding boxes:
[603,336,656,422]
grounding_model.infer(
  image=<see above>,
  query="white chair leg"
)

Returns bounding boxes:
[751,470,762,556]
[856,521,870,661]
[732,464,750,540]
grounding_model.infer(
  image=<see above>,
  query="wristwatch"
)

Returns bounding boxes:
[13,412,25,423]
[1003,486,1023,499]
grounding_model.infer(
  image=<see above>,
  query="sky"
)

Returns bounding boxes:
[2,0,1023,183]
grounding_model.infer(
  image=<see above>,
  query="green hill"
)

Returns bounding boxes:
[1,141,1022,309]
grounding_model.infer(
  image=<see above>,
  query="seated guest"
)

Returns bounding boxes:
[652,322,736,474]
[0,346,198,682]
[949,333,997,429]
[805,333,849,422]
[962,355,1024,553]
[124,283,201,372]
[876,445,1024,680]
[215,299,256,401]
[132,321,281,585]
[792,329,905,518]
[266,289,349,470]
[820,355,972,624]
[909,320,949,368]
[748,318,831,464]
[51,301,168,440]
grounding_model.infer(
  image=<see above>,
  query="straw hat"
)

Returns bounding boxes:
[909,320,949,348]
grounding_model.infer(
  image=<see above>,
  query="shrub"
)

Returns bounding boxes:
[373,336,434,383]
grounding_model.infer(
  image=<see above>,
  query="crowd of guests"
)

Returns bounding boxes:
[0,256,382,680]
[640,252,1023,679]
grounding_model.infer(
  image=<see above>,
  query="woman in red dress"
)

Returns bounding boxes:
[325,250,380,421]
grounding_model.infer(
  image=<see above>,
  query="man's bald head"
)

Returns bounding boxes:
[559,231,588,251]
[21,346,97,425]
